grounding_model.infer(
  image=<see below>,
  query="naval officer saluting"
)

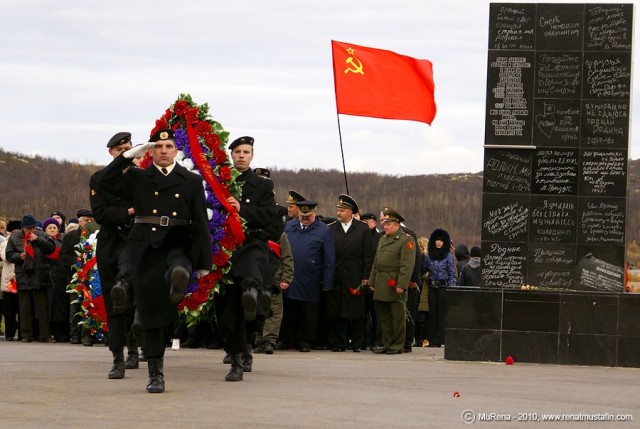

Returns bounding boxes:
[97,129,212,393]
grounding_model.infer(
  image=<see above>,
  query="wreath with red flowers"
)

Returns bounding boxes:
[143,93,245,326]
[68,229,108,341]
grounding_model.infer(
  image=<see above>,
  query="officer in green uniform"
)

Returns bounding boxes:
[369,207,416,354]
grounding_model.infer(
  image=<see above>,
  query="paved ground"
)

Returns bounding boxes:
[1,339,638,429]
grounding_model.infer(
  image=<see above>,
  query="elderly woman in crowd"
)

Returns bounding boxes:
[42,217,70,342]
[5,215,56,342]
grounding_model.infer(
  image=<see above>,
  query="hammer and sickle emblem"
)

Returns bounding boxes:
[344,56,364,75]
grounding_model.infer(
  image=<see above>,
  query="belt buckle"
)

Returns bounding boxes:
[160,216,170,227]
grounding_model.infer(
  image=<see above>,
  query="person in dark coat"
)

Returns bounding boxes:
[458,246,481,286]
[5,214,56,342]
[97,129,212,393]
[359,212,382,349]
[217,136,276,382]
[454,243,470,280]
[41,217,69,342]
[326,194,373,352]
[421,228,456,348]
[279,201,335,352]
[59,209,95,345]
[90,131,140,379]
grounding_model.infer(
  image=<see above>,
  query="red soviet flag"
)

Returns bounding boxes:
[332,40,436,125]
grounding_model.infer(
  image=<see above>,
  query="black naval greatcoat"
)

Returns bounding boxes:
[97,155,212,330]
[229,168,276,284]
[89,169,133,319]
[326,219,373,319]
[218,168,276,351]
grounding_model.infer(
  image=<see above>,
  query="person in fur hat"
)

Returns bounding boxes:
[421,228,456,348]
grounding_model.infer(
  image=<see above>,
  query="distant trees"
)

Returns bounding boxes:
[2,147,640,257]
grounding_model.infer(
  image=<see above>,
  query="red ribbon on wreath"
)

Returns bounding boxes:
[185,124,245,246]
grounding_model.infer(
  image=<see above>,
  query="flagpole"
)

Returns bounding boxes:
[336,113,350,194]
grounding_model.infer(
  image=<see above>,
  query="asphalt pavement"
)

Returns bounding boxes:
[1,339,638,429]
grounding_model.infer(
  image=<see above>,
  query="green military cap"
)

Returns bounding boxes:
[382,207,404,223]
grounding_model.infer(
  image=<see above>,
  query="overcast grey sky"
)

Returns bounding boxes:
[0,0,637,175]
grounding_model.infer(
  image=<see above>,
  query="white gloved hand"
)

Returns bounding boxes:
[197,270,210,279]
[123,142,155,159]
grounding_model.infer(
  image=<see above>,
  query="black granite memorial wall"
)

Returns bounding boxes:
[446,3,636,368]
[482,3,633,292]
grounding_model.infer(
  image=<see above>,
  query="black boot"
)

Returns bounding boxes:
[241,287,258,321]
[111,280,128,315]
[259,290,272,314]
[108,349,125,379]
[242,346,253,373]
[146,358,165,393]
[131,309,142,339]
[124,350,139,369]
[124,331,139,369]
[225,353,243,382]
[169,266,190,304]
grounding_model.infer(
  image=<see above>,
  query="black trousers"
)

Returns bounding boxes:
[404,286,419,348]
[428,287,447,346]
[2,291,19,339]
[328,317,364,349]
[143,326,165,360]
[97,242,131,352]
[19,289,49,341]
[279,298,318,348]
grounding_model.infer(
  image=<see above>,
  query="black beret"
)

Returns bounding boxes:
[76,208,93,218]
[254,167,270,178]
[336,194,359,214]
[360,212,377,222]
[229,136,254,151]
[107,132,132,148]
[149,129,175,142]
[287,190,306,204]
[382,207,404,223]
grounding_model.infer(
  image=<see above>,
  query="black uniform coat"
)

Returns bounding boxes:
[90,169,133,318]
[97,155,211,329]
[219,169,276,337]
[326,219,373,319]
[229,168,276,281]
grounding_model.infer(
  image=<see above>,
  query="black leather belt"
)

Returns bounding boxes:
[134,216,192,227]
